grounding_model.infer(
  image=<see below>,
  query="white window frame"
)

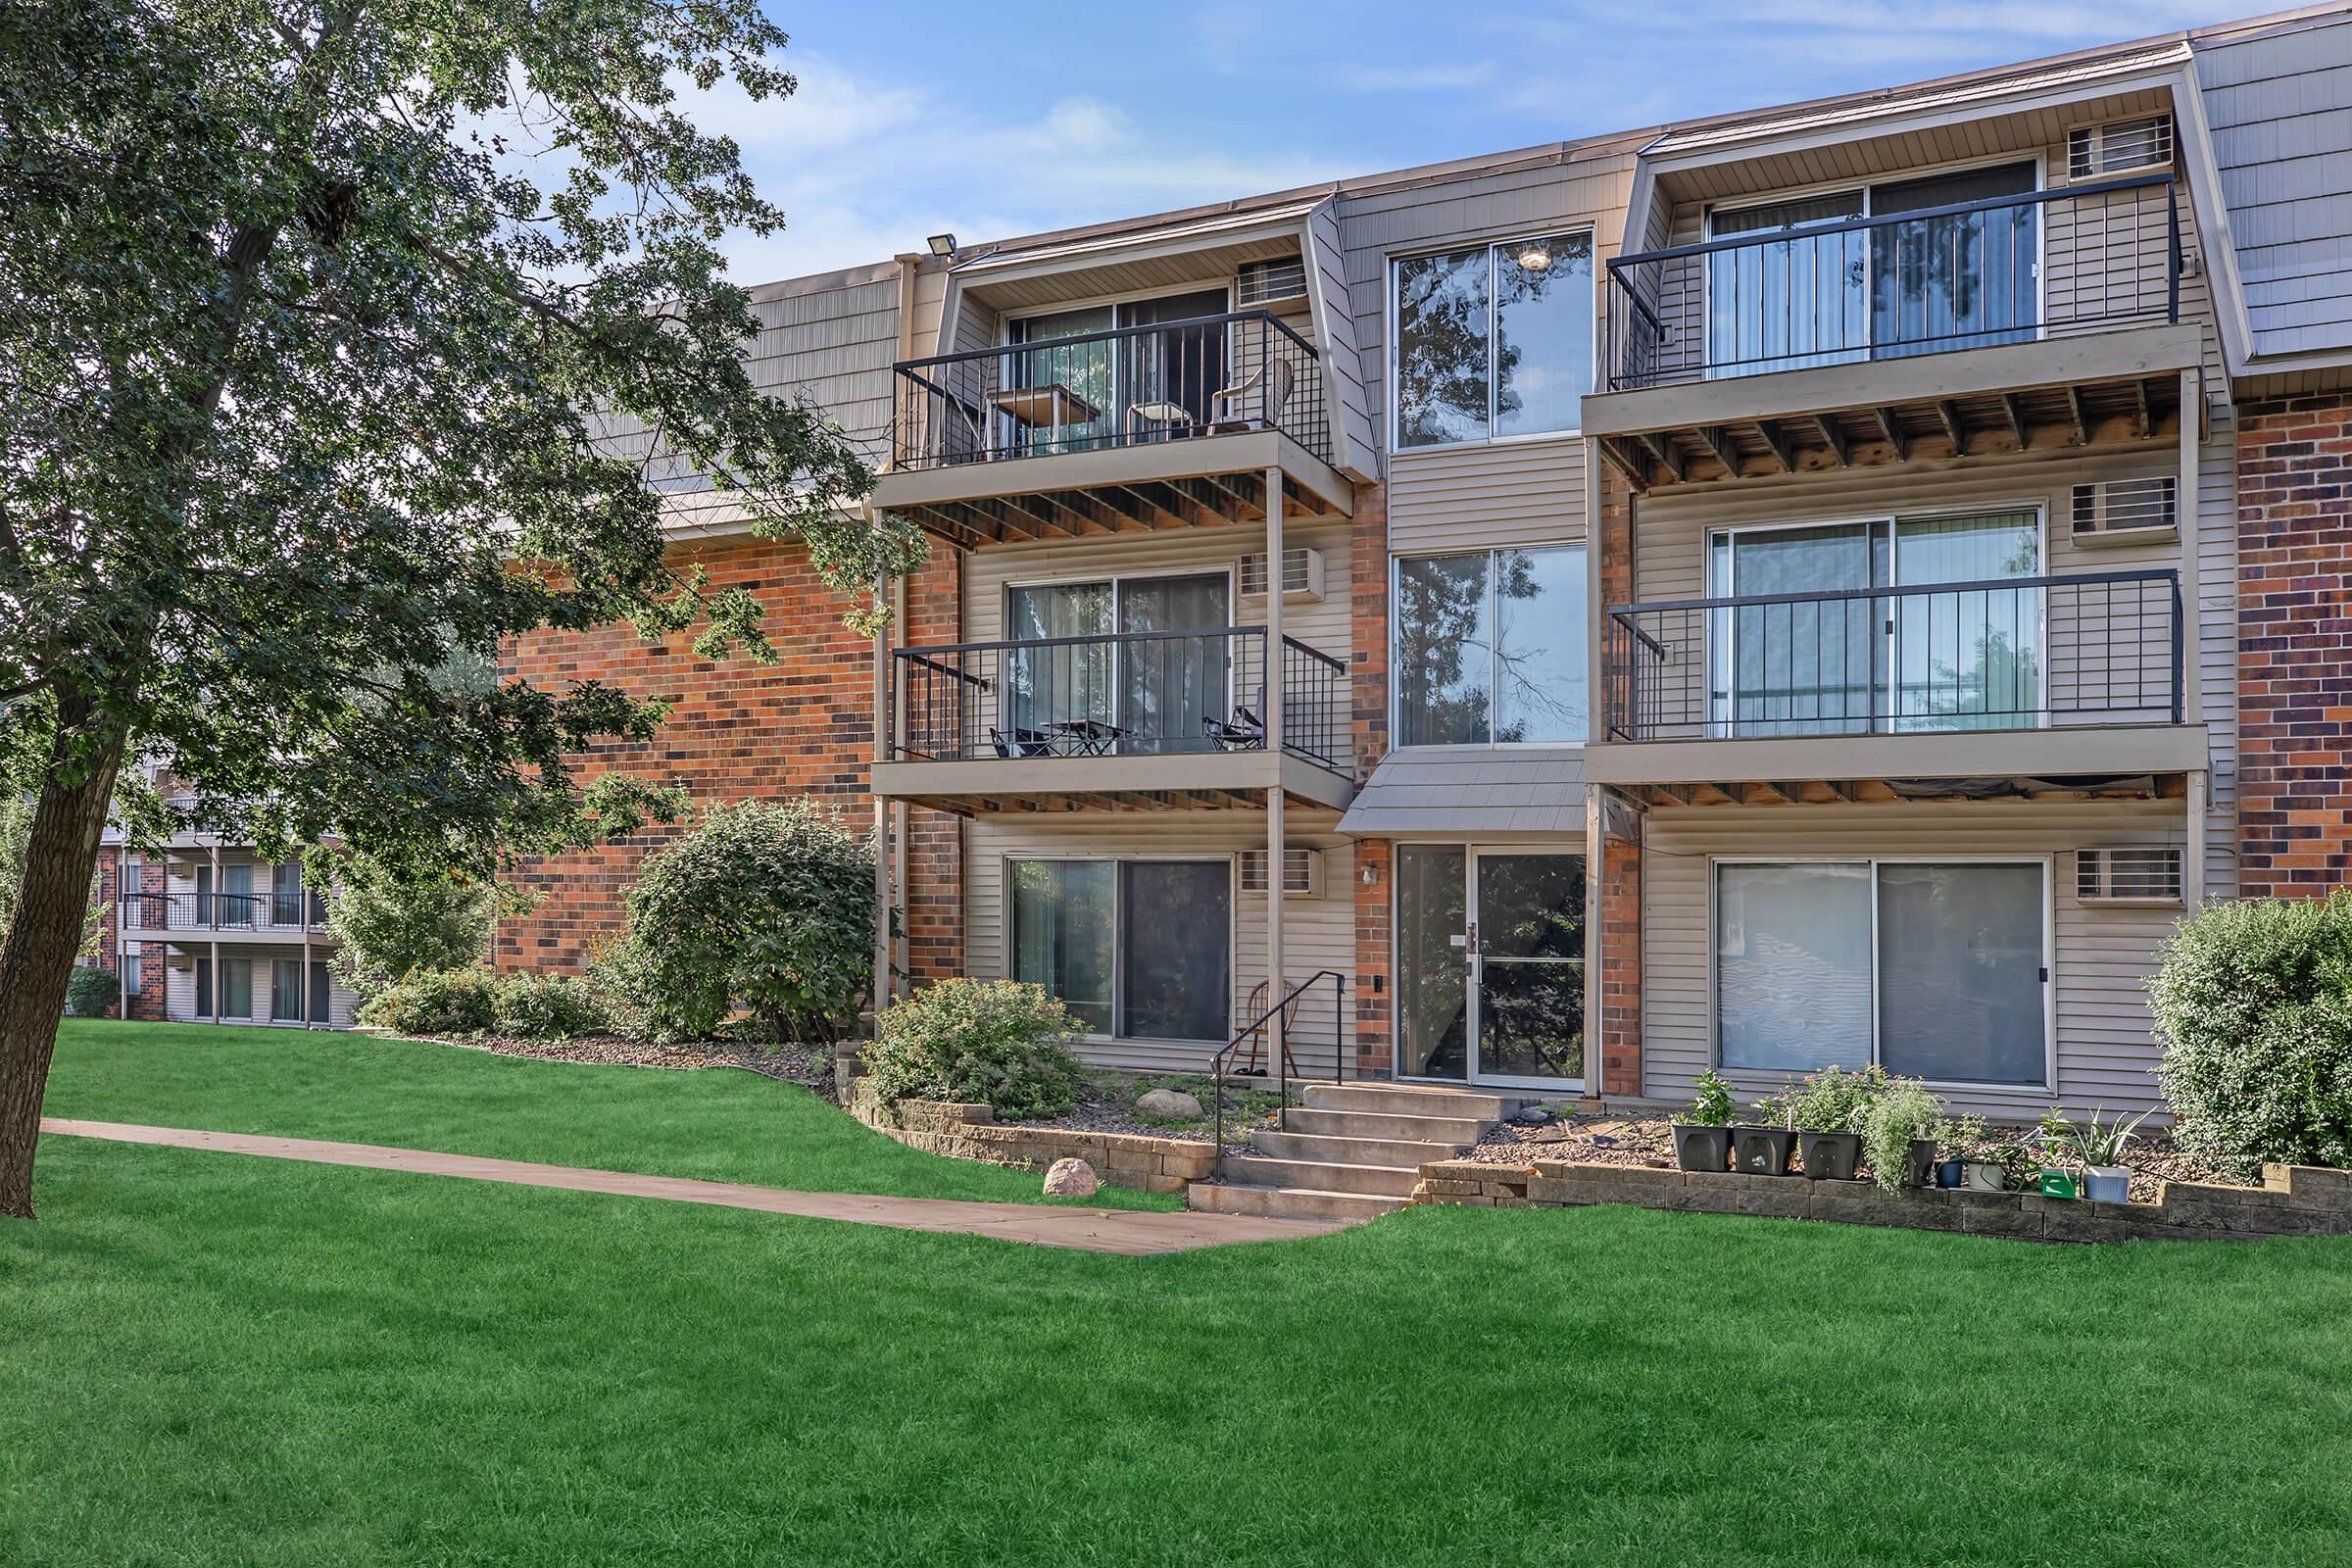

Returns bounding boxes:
[1707,855,2057,1094]
[1387,228,1597,453]
[1388,543,1592,751]
[1002,853,1238,1045]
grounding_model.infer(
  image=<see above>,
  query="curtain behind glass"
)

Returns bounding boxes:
[1707,192,1868,378]
[1118,862,1230,1041]
[1396,846,1467,1078]
[1877,863,2046,1084]
[1394,248,1491,446]
[271,959,302,1021]
[1716,862,1873,1072]
[1395,553,1493,745]
[1004,583,1111,746]
[1116,574,1229,754]
[1008,305,1115,453]
[1713,523,1879,737]
[1891,511,2040,731]
[1494,547,1588,742]
[1009,859,1113,1034]
[1494,233,1592,437]
[220,862,254,928]
[1870,163,2037,361]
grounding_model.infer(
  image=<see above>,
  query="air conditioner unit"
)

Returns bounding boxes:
[2077,846,2183,906]
[2069,477,2178,545]
[2068,114,2175,178]
[1239,546,1326,601]
[1236,257,1308,309]
[1239,846,1322,897]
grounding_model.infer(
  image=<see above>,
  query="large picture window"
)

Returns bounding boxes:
[1394,546,1589,746]
[1715,860,2048,1087]
[1393,232,1593,448]
[1009,858,1231,1042]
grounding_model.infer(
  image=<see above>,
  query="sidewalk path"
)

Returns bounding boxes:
[39,1118,1351,1255]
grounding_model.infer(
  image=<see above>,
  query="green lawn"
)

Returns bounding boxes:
[33,1019,1177,1210]
[7,1127,2352,1566]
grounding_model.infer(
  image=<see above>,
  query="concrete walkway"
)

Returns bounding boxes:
[39,1118,1354,1255]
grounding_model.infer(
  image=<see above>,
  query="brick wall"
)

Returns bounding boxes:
[1348,480,1393,1072]
[496,533,964,983]
[2238,392,2352,896]
[86,853,168,1020]
[1594,470,1642,1095]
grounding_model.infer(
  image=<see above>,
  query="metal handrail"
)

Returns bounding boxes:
[899,623,1260,659]
[895,309,1320,373]
[1209,969,1347,1172]
[1605,566,2178,618]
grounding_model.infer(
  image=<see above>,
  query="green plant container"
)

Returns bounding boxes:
[2037,1168,2079,1200]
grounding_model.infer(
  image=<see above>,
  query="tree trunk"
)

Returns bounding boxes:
[0,716,126,1220]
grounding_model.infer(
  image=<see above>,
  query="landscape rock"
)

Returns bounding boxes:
[1135,1088,1204,1119]
[1043,1157,1100,1197]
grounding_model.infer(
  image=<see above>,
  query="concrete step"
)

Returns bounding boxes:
[1284,1106,1493,1144]
[1250,1128,1466,1169]
[1218,1153,1423,1198]
[1298,1082,1523,1121]
[1187,1182,1404,1223]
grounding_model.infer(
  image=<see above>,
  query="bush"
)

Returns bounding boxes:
[1857,1079,1944,1194]
[1754,1063,1894,1130]
[867,978,1085,1120]
[491,972,608,1041]
[613,798,878,1046]
[323,850,494,1001]
[64,964,119,1017]
[2150,893,2352,1179]
[358,966,497,1037]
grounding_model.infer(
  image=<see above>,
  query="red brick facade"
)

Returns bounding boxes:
[89,852,168,1020]
[496,533,964,987]
[2237,391,2352,897]
[1347,480,1395,1071]
[1593,470,1642,1095]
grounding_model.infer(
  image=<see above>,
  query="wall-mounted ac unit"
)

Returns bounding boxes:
[1236,257,1308,310]
[1239,846,1322,897]
[2077,846,2183,906]
[1239,546,1326,601]
[2068,114,2175,178]
[2069,476,2178,545]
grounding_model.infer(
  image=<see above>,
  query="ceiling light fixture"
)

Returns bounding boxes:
[1516,243,1553,272]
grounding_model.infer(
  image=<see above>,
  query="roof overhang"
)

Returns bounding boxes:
[1583,723,2209,795]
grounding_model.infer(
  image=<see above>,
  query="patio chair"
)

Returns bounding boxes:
[1124,400,1197,443]
[988,726,1056,759]
[1231,977,1307,1079]
[1202,684,1268,750]
[1209,355,1297,434]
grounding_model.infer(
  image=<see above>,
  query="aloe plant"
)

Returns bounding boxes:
[2068,1107,2154,1168]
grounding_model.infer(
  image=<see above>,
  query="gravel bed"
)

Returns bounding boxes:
[376,1029,830,1087]
[1003,1074,1280,1146]
[1464,1110,2243,1204]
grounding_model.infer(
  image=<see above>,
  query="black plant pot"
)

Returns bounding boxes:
[1798,1130,1861,1181]
[1935,1158,1968,1189]
[1905,1138,1940,1189]
[1671,1124,1732,1173]
[1730,1124,1797,1175]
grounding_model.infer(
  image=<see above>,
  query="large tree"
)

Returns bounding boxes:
[0,0,920,1217]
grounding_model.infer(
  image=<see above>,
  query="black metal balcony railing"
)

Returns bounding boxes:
[1602,570,2181,742]
[122,890,330,933]
[892,625,1348,772]
[891,310,1329,470]
[1604,174,2180,391]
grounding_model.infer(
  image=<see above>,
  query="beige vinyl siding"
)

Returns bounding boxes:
[963,813,1355,1075]
[1388,438,1589,552]
[1305,199,1381,479]
[1641,799,2183,1120]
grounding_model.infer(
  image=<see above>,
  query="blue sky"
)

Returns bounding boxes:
[692,0,2235,282]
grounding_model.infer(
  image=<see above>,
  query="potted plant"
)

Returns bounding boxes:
[1934,1113,1991,1189]
[2069,1107,2153,1203]
[1672,1068,1737,1172]
[1859,1079,1944,1194]
[2034,1106,2079,1200]
[1755,1065,1881,1181]
[1731,1095,1797,1177]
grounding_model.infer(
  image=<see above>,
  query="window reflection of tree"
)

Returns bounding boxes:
[1395,250,1491,446]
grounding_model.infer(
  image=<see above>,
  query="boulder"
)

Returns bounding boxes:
[1136,1088,1205,1119]
[1042,1157,1100,1198]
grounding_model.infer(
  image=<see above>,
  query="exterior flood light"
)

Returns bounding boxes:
[926,232,957,258]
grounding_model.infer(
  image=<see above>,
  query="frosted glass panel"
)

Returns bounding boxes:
[1715,863,1873,1072]
[1877,863,2046,1085]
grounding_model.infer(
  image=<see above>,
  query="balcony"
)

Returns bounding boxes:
[1587,569,2208,797]
[1585,175,2198,489]
[123,890,332,939]
[871,625,1353,814]
[873,311,1352,546]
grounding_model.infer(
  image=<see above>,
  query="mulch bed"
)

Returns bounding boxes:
[367,1028,831,1088]
[1003,1074,1283,1147]
[1466,1109,2241,1203]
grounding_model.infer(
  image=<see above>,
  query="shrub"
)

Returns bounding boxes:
[64,964,119,1017]
[1753,1063,1893,1130]
[1683,1066,1737,1126]
[1858,1079,1944,1194]
[323,850,494,1001]
[867,978,1085,1120]
[2150,892,2352,1179]
[358,966,497,1037]
[614,798,878,1046]
[491,972,608,1041]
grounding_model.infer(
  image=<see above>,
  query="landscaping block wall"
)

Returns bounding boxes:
[843,1079,1217,1196]
[2238,390,2352,896]
[1409,1158,2352,1243]
[495,534,964,982]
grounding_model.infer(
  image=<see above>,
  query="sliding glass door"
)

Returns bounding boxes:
[1714,859,2049,1088]
[1003,573,1230,755]
[1395,845,1587,1087]
[1008,288,1229,454]
[1009,858,1230,1043]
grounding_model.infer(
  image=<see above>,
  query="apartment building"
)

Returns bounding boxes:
[495,6,2352,1129]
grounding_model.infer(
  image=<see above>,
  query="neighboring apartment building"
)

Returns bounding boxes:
[494,5,2352,1125]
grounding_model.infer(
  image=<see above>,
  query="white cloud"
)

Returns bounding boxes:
[1331,61,1500,92]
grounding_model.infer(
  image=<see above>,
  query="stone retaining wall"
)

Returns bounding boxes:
[844,1081,1216,1196]
[1409,1158,2352,1243]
